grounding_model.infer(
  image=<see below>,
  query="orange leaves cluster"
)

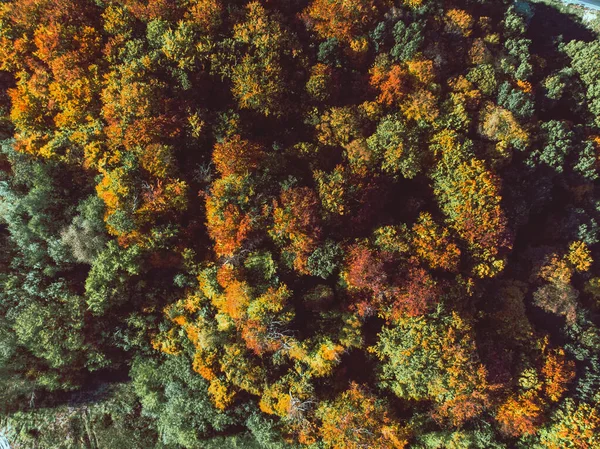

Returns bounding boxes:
[139,144,174,179]
[316,106,362,147]
[120,0,179,22]
[412,212,461,271]
[187,0,222,33]
[303,0,384,44]
[447,160,506,248]
[344,243,387,298]
[206,201,253,259]
[344,240,441,320]
[567,241,593,272]
[389,267,438,319]
[433,385,491,428]
[370,58,436,116]
[495,339,575,437]
[211,265,253,321]
[517,79,533,94]
[445,9,474,37]
[139,179,188,216]
[204,174,256,258]
[496,391,545,437]
[271,187,322,273]
[539,254,573,285]
[95,167,129,220]
[205,139,267,260]
[223,280,252,322]
[8,75,50,146]
[401,89,439,123]
[370,64,409,106]
[538,400,600,449]
[213,135,265,177]
[123,116,181,155]
[406,59,435,85]
[241,320,283,356]
[2,0,105,160]
[542,347,575,402]
[316,383,409,449]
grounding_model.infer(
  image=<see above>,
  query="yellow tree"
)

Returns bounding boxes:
[434,158,511,277]
[303,0,386,44]
[316,383,410,449]
[270,187,322,274]
[411,212,461,272]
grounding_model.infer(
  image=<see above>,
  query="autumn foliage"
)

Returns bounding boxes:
[303,0,385,44]
[0,0,598,448]
[317,384,409,449]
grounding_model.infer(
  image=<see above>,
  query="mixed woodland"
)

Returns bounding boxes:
[1,0,600,447]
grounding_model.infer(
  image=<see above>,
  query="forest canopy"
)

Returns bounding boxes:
[1,0,600,448]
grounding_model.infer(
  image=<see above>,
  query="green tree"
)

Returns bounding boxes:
[367,113,424,178]
[528,120,573,173]
[374,311,491,426]
[131,355,242,448]
[230,2,300,117]
[564,40,600,126]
